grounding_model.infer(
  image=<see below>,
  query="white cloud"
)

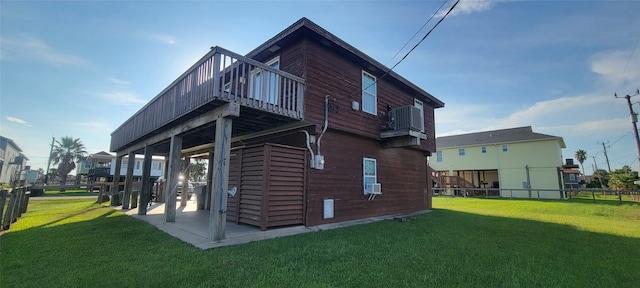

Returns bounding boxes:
[0,36,85,66]
[590,49,640,89]
[137,31,177,45]
[4,116,32,127]
[109,78,130,86]
[74,121,112,133]
[436,0,508,18]
[91,91,146,105]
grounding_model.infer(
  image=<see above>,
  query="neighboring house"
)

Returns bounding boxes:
[77,151,165,183]
[23,166,43,185]
[0,135,28,185]
[430,126,566,199]
[562,159,581,189]
[109,18,444,237]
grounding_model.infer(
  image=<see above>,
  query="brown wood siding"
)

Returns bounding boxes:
[306,130,429,226]
[226,149,242,223]
[238,146,264,227]
[265,144,306,228]
[230,143,307,230]
[302,40,437,153]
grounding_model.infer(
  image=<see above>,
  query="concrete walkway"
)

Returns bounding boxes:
[117,198,431,250]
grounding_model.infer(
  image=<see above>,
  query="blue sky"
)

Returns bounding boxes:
[1,0,639,175]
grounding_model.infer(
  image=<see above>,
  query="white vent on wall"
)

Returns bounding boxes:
[390,106,422,132]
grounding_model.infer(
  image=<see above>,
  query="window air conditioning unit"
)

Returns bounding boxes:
[390,106,422,131]
[371,183,382,195]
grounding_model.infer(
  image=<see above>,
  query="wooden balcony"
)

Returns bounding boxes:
[110,46,305,152]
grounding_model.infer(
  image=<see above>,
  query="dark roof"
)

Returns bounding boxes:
[245,17,444,108]
[89,151,114,159]
[436,126,566,148]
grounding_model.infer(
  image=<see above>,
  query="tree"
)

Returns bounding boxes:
[608,166,638,191]
[587,169,610,188]
[189,159,207,182]
[51,136,87,191]
[574,149,587,175]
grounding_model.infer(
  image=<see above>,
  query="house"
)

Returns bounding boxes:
[23,166,43,185]
[429,126,566,199]
[109,18,444,240]
[561,159,581,189]
[76,151,165,184]
[0,136,28,185]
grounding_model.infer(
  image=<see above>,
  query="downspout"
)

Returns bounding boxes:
[300,95,329,170]
[316,95,330,156]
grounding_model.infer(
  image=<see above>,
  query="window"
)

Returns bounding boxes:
[362,71,377,115]
[436,151,443,163]
[414,99,425,132]
[481,146,487,154]
[363,158,377,193]
[569,174,576,181]
[502,144,508,152]
[250,57,280,105]
[458,148,466,156]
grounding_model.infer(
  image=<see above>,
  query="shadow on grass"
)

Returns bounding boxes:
[1,205,639,287]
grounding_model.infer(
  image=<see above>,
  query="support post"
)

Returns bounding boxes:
[138,145,154,215]
[209,116,233,241]
[180,157,191,207]
[112,154,122,204]
[122,152,135,209]
[205,148,215,211]
[165,135,183,222]
[2,190,18,230]
[0,190,7,230]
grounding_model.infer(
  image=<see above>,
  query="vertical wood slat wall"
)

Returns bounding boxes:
[226,143,306,230]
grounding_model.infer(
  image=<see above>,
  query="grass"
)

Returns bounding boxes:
[42,189,96,197]
[1,198,639,287]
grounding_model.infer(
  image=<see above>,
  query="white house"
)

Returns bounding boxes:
[0,136,28,185]
[77,151,165,182]
[430,126,566,199]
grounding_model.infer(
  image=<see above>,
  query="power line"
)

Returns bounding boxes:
[359,0,460,98]
[384,0,450,66]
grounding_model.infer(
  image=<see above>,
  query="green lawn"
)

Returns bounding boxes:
[1,197,639,287]
[42,188,96,197]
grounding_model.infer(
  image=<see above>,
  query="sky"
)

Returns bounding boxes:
[1,0,639,176]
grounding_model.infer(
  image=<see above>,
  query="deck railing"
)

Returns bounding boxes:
[110,46,305,151]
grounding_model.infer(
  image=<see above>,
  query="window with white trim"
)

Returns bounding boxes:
[481,146,487,154]
[436,151,443,163]
[363,158,377,193]
[458,148,466,156]
[362,71,377,115]
[502,144,508,152]
[250,56,280,105]
[414,98,425,132]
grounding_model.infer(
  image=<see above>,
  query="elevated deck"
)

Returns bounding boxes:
[110,46,305,152]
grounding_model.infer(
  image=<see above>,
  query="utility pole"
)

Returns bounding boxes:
[45,136,55,184]
[592,156,605,189]
[599,141,612,172]
[615,89,640,172]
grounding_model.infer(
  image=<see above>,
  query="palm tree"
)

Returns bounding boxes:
[574,149,587,176]
[51,136,87,191]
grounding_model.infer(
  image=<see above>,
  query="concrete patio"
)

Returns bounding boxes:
[118,197,431,250]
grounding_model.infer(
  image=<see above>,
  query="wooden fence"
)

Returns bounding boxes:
[1,187,31,231]
[433,187,640,203]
